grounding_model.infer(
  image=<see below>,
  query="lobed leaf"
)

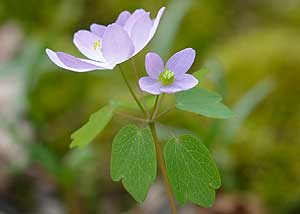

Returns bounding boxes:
[175,87,234,119]
[110,124,156,202]
[70,105,114,148]
[164,134,221,207]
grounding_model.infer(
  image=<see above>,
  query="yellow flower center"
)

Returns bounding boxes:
[93,40,101,50]
[158,69,175,86]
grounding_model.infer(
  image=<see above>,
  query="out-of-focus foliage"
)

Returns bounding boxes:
[1,0,300,213]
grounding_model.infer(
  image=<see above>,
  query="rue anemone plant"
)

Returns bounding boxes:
[46,6,234,213]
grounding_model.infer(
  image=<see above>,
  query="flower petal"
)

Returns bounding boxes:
[160,74,198,93]
[102,24,135,64]
[90,24,106,37]
[159,85,182,94]
[175,74,198,88]
[145,52,164,78]
[123,9,148,34]
[45,49,113,72]
[139,77,162,95]
[73,30,105,62]
[166,48,195,75]
[130,13,153,55]
[116,11,131,26]
[148,7,165,42]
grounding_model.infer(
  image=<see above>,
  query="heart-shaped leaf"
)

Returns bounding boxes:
[111,124,156,202]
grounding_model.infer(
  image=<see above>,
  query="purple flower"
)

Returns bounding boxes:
[139,48,198,94]
[46,7,165,72]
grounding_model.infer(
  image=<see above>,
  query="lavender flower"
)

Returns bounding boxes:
[46,7,165,72]
[139,48,198,94]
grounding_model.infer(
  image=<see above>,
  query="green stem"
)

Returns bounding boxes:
[118,65,147,116]
[150,95,160,120]
[119,63,176,212]
[131,58,140,80]
[155,105,176,120]
[150,94,165,121]
[131,59,149,116]
[149,122,177,214]
[115,111,148,123]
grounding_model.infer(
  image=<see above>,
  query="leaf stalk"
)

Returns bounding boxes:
[149,122,177,214]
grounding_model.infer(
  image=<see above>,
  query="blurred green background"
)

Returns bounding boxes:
[0,0,300,213]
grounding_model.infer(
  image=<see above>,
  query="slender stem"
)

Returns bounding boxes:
[118,63,176,212]
[155,105,176,119]
[131,59,149,116]
[149,122,177,214]
[118,65,147,116]
[150,95,160,120]
[115,111,148,123]
[131,58,140,80]
[150,94,165,121]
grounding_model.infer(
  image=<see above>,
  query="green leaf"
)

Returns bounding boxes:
[111,124,156,202]
[70,105,113,148]
[193,68,210,83]
[164,135,221,207]
[175,87,234,119]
